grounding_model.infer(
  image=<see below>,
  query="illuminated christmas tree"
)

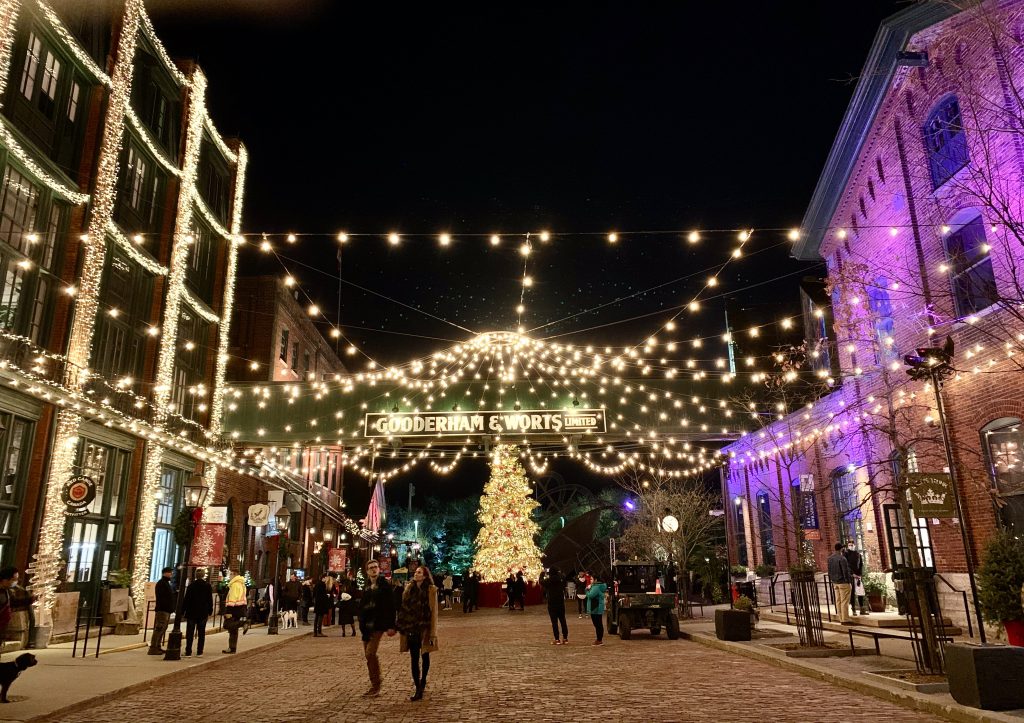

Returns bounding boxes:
[472,445,543,582]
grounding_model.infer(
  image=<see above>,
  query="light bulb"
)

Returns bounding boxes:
[490,234,500,246]
[388,233,400,245]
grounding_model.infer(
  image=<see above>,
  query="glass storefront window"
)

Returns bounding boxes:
[0,415,32,565]
[983,418,1024,532]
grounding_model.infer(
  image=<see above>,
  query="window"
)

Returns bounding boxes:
[756,491,775,566]
[170,306,211,423]
[791,475,819,532]
[150,466,188,581]
[303,351,311,377]
[8,30,88,172]
[924,96,969,188]
[130,44,180,157]
[867,276,897,364]
[115,141,165,233]
[197,139,230,222]
[733,498,748,567]
[944,216,996,317]
[185,217,217,304]
[884,504,934,569]
[0,416,32,566]
[983,418,1024,532]
[830,467,864,550]
[279,328,289,361]
[93,250,152,381]
[291,342,299,372]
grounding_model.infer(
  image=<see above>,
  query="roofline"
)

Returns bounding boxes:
[793,2,960,261]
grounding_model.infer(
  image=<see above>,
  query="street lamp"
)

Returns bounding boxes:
[268,506,291,635]
[904,337,986,643]
[164,474,208,661]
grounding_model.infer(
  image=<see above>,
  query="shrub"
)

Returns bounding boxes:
[977,531,1024,624]
[754,564,776,578]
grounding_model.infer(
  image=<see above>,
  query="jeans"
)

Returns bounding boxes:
[408,634,430,686]
[314,610,324,636]
[149,611,171,651]
[577,596,586,615]
[549,608,568,640]
[363,631,384,689]
[591,613,604,642]
[185,616,207,655]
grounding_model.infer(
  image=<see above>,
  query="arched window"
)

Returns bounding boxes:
[732,497,748,567]
[923,95,969,188]
[982,417,1024,532]
[943,215,996,317]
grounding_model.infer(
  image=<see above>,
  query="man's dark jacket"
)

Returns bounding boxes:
[358,577,396,640]
[183,578,213,619]
[155,577,175,613]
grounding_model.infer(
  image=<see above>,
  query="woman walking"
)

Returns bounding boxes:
[397,565,439,701]
[541,568,569,644]
[586,574,608,646]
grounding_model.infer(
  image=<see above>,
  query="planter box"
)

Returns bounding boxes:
[715,609,752,642]
[867,594,886,613]
[946,643,1024,711]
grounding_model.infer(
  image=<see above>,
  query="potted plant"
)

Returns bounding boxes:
[977,531,1024,646]
[730,564,748,579]
[753,564,775,579]
[734,594,758,629]
[862,572,889,613]
[715,596,753,642]
[946,531,1024,712]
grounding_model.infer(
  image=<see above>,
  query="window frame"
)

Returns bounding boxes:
[923,95,969,189]
[982,417,1024,533]
[943,215,997,318]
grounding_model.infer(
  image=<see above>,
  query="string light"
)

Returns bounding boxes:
[388,232,400,246]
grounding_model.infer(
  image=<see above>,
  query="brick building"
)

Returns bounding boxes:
[721,0,1024,629]
[222,274,348,581]
[0,0,268,621]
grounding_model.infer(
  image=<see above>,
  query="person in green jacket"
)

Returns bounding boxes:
[586,576,608,646]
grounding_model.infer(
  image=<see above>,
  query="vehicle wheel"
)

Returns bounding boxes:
[667,612,680,640]
[618,614,632,640]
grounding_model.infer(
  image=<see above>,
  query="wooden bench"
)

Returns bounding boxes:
[846,625,954,656]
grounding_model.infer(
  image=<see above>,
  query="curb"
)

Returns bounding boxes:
[679,629,1019,723]
[28,631,311,722]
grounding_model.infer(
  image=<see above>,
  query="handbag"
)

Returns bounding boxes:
[422,636,439,653]
[854,578,866,597]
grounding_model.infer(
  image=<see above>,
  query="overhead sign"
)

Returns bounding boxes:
[907,473,956,518]
[62,475,96,517]
[247,503,270,526]
[328,548,347,573]
[364,408,606,438]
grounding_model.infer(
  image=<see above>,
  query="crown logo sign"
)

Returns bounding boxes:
[918,488,947,506]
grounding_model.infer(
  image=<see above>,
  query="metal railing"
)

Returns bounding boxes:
[756,573,836,625]
[70,596,105,658]
[934,572,974,638]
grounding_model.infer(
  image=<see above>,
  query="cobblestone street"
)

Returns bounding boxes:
[44,607,942,723]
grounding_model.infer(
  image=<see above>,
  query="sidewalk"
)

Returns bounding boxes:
[678,612,1024,723]
[0,622,311,722]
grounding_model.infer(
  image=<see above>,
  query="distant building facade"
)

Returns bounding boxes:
[722,0,1024,629]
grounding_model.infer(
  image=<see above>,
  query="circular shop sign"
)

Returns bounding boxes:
[61,475,96,517]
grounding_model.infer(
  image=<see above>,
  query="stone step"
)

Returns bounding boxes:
[759,609,963,636]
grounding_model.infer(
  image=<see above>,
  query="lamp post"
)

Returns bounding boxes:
[904,337,986,643]
[268,506,291,635]
[164,474,209,661]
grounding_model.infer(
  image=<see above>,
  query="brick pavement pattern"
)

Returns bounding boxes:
[46,608,942,723]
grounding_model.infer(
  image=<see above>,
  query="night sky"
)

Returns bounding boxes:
[147,1,904,509]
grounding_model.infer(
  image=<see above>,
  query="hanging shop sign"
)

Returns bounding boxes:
[364,408,606,438]
[378,556,392,579]
[247,503,270,526]
[61,475,96,517]
[190,523,227,566]
[907,473,956,519]
[328,548,347,573]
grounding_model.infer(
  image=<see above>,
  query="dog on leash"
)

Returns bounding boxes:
[283,610,298,629]
[0,652,37,703]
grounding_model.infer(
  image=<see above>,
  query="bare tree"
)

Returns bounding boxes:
[616,468,723,617]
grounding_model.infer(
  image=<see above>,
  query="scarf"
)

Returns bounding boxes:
[397,582,431,636]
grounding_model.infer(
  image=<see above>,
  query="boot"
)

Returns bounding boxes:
[410,684,423,702]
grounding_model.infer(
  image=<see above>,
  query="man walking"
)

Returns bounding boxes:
[358,560,396,697]
[148,567,175,654]
[843,541,868,616]
[313,574,330,637]
[183,568,213,657]
[828,543,853,624]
